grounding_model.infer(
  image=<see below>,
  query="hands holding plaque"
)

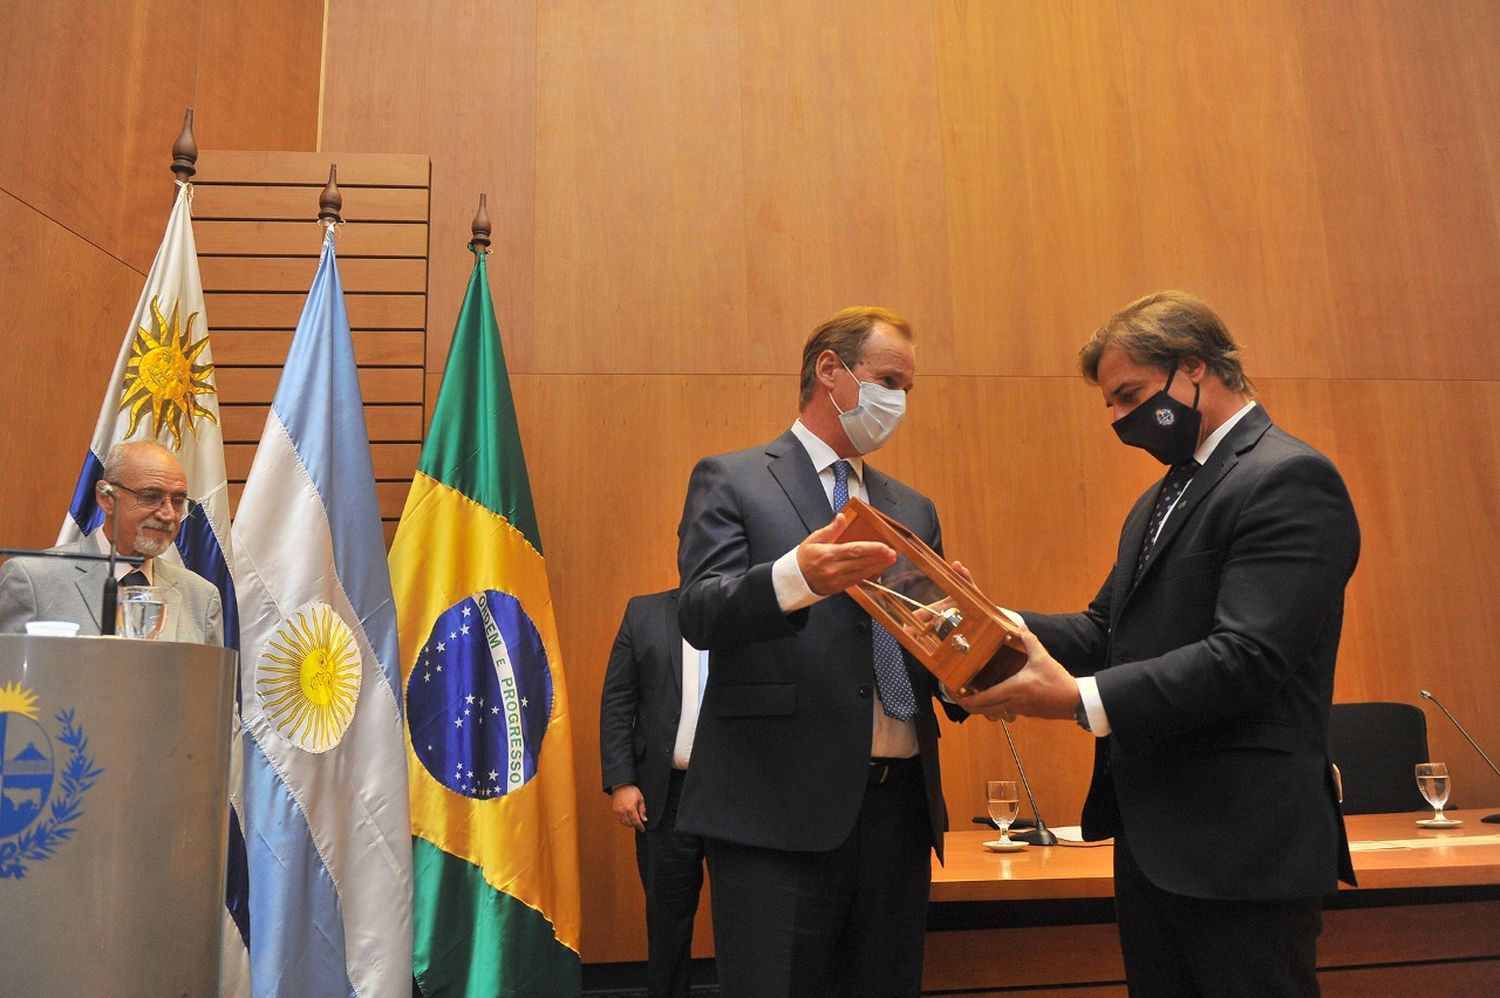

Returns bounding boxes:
[828,497,1028,695]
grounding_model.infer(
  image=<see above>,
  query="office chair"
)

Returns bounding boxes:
[1328,701,1432,814]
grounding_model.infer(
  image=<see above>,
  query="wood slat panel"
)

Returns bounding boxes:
[193,185,429,222]
[225,442,419,480]
[212,330,425,366]
[201,257,427,293]
[205,292,425,329]
[215,366,424,404]
[228,478,415,519]
[197,149,430,187]
[195,220,428,257]
[220,404,424,442]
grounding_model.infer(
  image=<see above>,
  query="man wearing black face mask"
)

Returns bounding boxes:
[958,291,1359,997]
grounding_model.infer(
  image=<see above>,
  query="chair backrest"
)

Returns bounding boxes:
[1328,702,1431,814]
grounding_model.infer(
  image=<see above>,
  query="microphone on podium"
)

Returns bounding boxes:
[1419,689,1500,824]
[99,482,121,637]
[998,718,1057,846]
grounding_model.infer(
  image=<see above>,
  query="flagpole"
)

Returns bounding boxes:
[319,164,342,225]
[471,192,491,250]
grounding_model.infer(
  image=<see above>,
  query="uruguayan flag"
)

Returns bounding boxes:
[56,179,249,995]
[232,225,413,996]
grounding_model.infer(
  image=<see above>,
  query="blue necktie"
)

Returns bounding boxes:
[832,460,916,722]
[1135,460,1200,582]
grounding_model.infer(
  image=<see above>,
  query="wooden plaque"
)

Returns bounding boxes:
[832,497,1027,693]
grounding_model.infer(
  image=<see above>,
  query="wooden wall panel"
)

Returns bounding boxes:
[1116,0,1346,380]
[533,0,751,374]
[194,0,322,152]
[319,1,538,381]
[0,192,150,549]
[1296,0,1500,380]
[737,0,959,373]
[934,0,1146,376]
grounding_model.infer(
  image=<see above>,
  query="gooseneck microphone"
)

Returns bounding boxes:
[99,483,120,637]
[1000,718,1058,846]
[1419,689,1500,824]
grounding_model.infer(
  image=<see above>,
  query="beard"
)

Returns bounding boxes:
[131,518,178,558]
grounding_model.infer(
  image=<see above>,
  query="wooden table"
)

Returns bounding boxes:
[923,809,1500,996]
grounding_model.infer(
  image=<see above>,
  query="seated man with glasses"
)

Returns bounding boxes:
[0,440,224,643]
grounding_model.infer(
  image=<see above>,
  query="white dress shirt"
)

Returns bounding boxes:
[671,638,708,770]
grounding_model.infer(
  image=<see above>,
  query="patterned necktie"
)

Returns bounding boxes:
[832,460,916,722]
[1135,460,1200,582]
[120,569,149,588]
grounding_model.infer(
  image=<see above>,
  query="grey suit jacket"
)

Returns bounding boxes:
[0,537,225,645]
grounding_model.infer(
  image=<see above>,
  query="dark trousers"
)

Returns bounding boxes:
[1113,833,1324,997]
[634,768,706,998]
[704,757,932,998]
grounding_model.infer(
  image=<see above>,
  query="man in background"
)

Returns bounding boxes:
[676,306,962,996]
[0,439,223,644]
[599,587,708,998]
[959,291,1358,996]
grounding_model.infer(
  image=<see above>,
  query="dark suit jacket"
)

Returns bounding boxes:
[676,429,960,860]
[599,589,687,826]
[1027,406,1359,900]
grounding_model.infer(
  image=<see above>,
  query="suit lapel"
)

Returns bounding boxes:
[767,430,835,532]
[154,562,182,641]
[67,538,107,630]
[665,592,683,698]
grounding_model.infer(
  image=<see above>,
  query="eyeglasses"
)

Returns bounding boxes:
[106,481,192,517]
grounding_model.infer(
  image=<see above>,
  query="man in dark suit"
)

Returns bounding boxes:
[599,588,708,998]
[959,291,1359,996]
[677,306,963,997]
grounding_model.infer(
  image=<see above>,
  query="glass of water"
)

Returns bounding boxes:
[1415,762,1451,822]
[117,585,169,640]
[986,779,1020,845]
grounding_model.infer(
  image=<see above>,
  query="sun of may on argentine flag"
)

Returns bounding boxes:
[390,232,582,997]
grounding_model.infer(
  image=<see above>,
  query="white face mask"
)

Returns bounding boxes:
[830,361,906,454]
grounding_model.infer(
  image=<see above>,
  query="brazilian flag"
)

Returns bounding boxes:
[390,242,581,996]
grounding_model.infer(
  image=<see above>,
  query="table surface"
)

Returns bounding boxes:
[932,808,1500,903]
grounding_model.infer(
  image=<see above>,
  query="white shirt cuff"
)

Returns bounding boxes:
[1076,676,1111,737]
[772,547,823,613]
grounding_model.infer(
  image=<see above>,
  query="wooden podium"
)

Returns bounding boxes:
[0,634,237,995]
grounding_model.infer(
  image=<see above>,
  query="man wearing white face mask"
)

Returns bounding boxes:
[676,306,964,997]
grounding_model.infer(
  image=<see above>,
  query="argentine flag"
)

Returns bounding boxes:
[56,179,250,993]
[232,224,413,996]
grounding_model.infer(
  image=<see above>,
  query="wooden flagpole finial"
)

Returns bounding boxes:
[471,194,492,250]
[171,108,198,182]
[318,164,343,224]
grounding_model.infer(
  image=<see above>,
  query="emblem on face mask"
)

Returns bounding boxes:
[1154,408,1175,426]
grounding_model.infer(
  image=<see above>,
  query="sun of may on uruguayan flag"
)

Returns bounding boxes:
[54,177,250,992]
[232,223,413,998]
[390,242,581,996]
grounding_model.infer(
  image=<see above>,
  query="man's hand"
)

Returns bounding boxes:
[796,512,898,596]
[610,784,647,831]
[956,628,1081,722]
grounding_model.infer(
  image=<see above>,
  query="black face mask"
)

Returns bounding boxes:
[1112,364,1202,465]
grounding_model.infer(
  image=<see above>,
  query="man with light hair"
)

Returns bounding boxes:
[0,440,223,642]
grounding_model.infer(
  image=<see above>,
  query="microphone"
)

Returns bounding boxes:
[1419,689,1500,824]
[99,482,120,637]
[998,718,1058,845]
